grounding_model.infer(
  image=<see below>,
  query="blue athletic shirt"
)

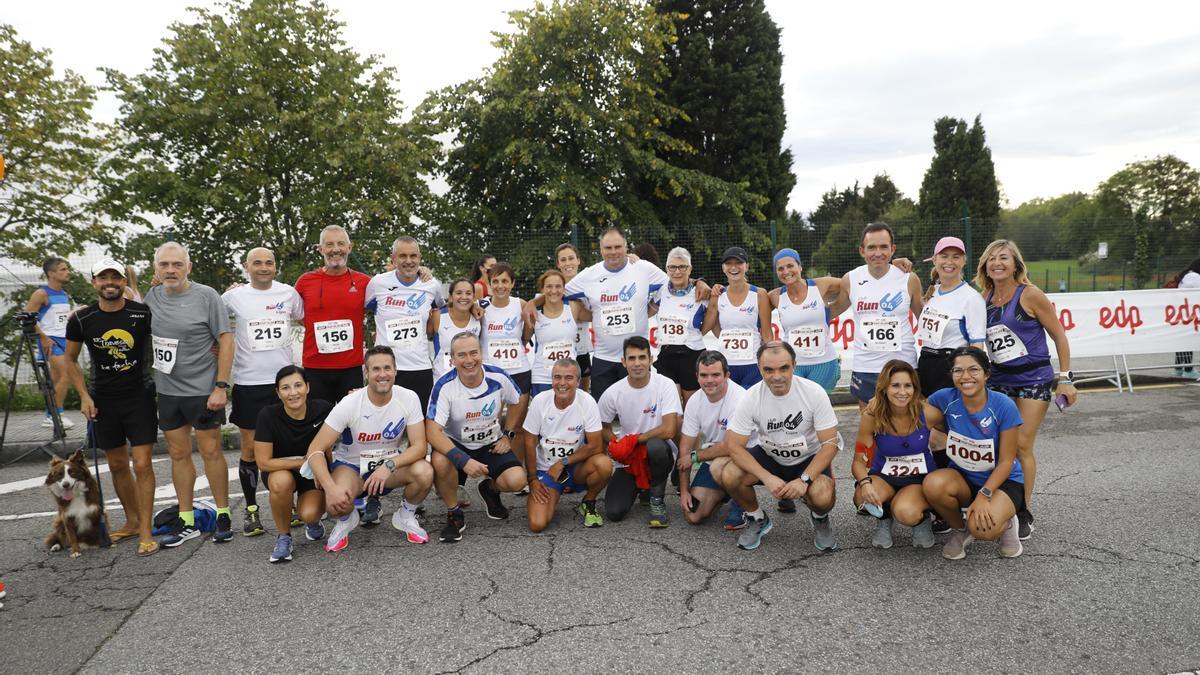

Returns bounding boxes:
[927,387,1024,486]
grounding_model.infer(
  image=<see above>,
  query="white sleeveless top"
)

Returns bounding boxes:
[716,286,762,366]
[531,305,578,384]
[776,280,835,365]
[655,287,707,351]
[847,265,917,372]
[481,299,530,375]
[432,309,479,380]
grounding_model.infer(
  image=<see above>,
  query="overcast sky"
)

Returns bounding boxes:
[7,0,1200,215]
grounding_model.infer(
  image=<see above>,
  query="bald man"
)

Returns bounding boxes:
[147,241,236,546]
[222,248,305,536]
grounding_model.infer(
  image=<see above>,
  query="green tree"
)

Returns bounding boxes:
[645,0,794,283]
[99,0,436,288]
[420,0,766,290]
[999,193,1095,260]
[0,24,106,265]
[808,173,908,274]
[917,115,1001,262]
[1092,154,1200,268]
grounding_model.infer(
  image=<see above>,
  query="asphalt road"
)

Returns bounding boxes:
[2,385,1198,674]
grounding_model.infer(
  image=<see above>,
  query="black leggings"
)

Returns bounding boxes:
[604,438,674,521]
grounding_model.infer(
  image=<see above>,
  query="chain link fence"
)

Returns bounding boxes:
[2,217,1197,386]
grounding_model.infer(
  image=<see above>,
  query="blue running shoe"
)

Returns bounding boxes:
[304,521,324,541]
[724,502,747,530]
[269,534,293,563]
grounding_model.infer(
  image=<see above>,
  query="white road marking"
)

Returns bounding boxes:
[0,458,170,495]
[0,489,271,522]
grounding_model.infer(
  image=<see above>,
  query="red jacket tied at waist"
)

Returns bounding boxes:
[607,433,650,490]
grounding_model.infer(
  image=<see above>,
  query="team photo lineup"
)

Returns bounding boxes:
[41,221,1080,565]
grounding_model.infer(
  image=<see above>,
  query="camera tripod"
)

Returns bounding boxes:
[0,314,68,465]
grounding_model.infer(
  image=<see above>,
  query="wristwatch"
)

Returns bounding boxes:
[502,429,515,440]
[1057,370,1073,382]
[383,458,396,472]
[800,473,812,485]
[214,381,230,390]
[979,486,993,500]
[690,448,699,465]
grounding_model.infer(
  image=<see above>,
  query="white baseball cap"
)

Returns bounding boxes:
[91,258,126,277]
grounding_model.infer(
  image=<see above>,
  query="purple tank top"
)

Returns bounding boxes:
[986,284,1054,387]
[868,417,935,476]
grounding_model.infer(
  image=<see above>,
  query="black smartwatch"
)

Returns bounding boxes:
[502,429,515,440]
[215,381,230,390]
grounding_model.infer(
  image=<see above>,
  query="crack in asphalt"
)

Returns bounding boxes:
[438,572,632,674]
[1038,467,1119,489]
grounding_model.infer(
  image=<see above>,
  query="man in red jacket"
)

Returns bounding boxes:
[294,225,372,406]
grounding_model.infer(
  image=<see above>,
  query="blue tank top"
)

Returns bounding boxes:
[868,415,935,477]
[985,284,1054,387]
[37,285,72,338]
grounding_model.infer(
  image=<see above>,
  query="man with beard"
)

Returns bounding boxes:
[65,259,160,556]
[294,226,372,405]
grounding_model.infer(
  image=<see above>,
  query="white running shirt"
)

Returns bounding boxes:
[565,258,668,362]
[323,385,423,468]
[597,372,682,436]
[531,305,578,384]
[847,265,917,372]
[428,365,521,450]
[523,389,602,471]
[432,309,479,380]
[776,280,835,365]
[728,376,837,466]
[481,298,530,375]
[222,282,304,386]
[681,380,757,447]
[365,272,444,371]
[917,281,986,350]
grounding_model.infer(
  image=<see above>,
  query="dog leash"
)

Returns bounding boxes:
[86,420,113,548]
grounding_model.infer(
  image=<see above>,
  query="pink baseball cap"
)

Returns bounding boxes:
[924,236,966,262]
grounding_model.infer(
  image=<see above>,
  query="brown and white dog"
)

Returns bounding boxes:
[45,449,108,558]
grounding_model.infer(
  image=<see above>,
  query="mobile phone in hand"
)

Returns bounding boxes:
[1054,393,1070,412]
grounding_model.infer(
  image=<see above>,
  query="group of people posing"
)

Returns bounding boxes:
[52,221,1077,563]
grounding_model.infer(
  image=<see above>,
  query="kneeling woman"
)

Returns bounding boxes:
[253,366,333,563]
[922,347,1026,560]
[851,360,936,549]
[521,359,614,532]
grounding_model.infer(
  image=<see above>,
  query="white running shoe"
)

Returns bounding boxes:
[391,508,429,544]
[326,509,360,552]
[998,515,1023,558]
